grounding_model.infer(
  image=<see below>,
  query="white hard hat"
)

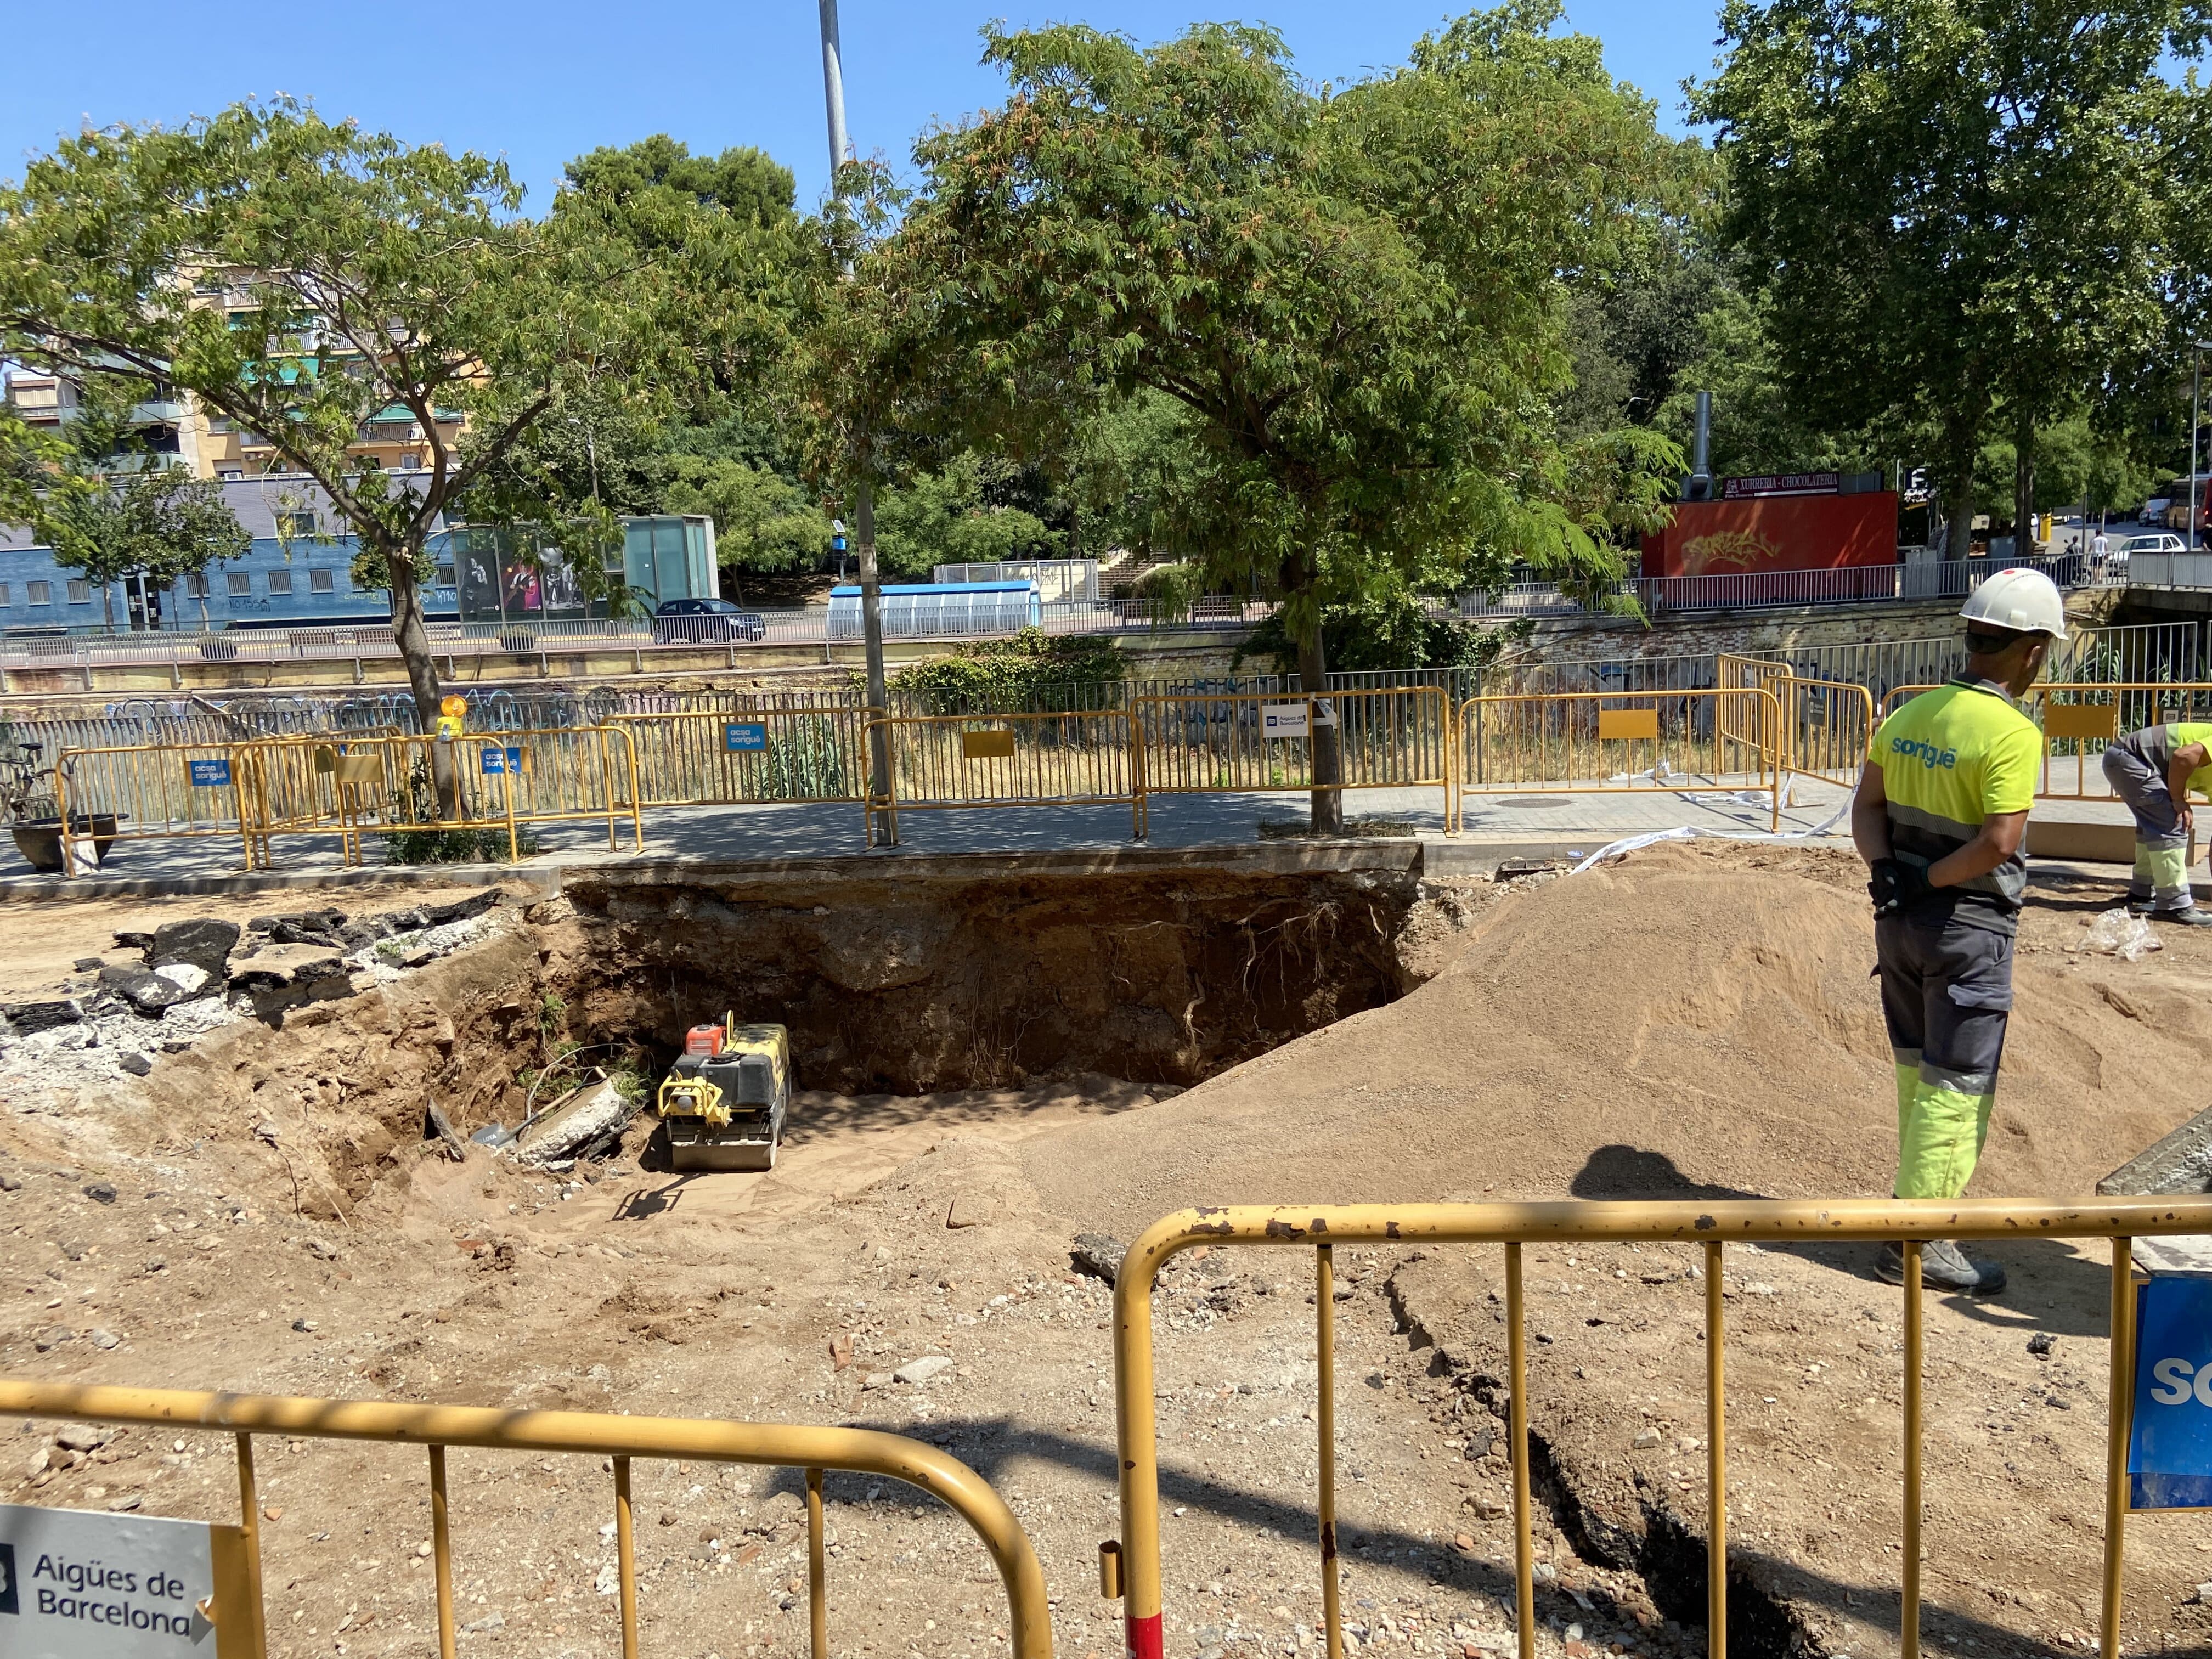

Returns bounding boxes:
[1959,567,2068,641]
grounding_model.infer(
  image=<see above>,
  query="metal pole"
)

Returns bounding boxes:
[1705,1241,1727,1659]
[818,0,850,178]
[1505,1244,1536,1659]
[808,1466,830,1659]
[430,1446,458,1659]
[1902,1242,1924,1659]
[2176,352,2194,560]
[2101,1240,2136,1659]
[857,478,893,843]
[1316,1246,1344,1659]
[819,0,892,842]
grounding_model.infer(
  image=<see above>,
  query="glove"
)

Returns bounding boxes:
[1869,858,1929,918]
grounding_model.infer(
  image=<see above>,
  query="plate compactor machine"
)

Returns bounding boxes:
[657,1015,792,1171]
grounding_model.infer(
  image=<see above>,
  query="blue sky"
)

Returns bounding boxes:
[1,0,1723,213]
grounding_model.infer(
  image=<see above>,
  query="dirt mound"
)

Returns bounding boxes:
[1015,839,2212,1227]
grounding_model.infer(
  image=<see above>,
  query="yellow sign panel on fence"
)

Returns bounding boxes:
[2045,703,2120,741]
[961,729,1018,760]
[1597,708,1660,741]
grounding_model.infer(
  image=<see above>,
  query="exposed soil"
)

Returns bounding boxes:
[554,864,1479,1093]
[1,844,2205,1659]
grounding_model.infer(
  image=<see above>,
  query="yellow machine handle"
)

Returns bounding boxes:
[657,1074,730,1127]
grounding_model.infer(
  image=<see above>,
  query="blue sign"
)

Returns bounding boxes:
[724,722,768,753]
[188,759,232,788]
[480,746,522,776]
[2129,1276,2212,1508]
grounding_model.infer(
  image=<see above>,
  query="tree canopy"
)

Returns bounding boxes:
[815,2,1681,826]
[1691,0,2207,550]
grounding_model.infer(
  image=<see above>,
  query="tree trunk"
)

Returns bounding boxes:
[855,478,893,844]
[1295,607,1344,836]
[387,549,458,820]
[2012,413,2036,563]
[100,583,115,634]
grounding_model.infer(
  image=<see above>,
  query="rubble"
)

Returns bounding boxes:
[1071,1231,1127,1283]
[148,917,240,989]
[512,1079,634,1167]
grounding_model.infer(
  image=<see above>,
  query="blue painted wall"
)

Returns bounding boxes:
[0,533,459,631]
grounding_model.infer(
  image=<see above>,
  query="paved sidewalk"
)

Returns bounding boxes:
[3,775,1863,894]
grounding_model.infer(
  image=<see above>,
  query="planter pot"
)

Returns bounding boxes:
[9,813,123,874]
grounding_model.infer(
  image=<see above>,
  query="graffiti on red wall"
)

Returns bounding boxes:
[1641,492,1898,578]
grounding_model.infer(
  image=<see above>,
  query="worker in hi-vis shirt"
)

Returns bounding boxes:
[1852,568,2068,1297]
[2101,721,2212,924]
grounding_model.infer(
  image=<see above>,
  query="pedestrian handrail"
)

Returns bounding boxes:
[1104,1197,2204,1659]
[1452,686,1786,832]
[0,1378,1052,1659]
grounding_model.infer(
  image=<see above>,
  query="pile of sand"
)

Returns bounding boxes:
[1015,840,2211,1231]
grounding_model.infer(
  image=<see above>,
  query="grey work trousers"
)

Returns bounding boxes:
[2102,740,2194,911]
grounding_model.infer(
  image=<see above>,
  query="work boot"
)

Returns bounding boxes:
[1876,1240,2006,1295]
[2126,897,2155,916]
[2153,907,2212,927]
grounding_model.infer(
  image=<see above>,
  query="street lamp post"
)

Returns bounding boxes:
[2192,342,2212,554]
[817,0,893,840]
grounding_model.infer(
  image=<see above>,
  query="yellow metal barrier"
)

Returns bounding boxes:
[1878,682,2212,802]
[613,707,867,809]
[1717,658,1876,786]
[1452,687,1785,832]
[362,725,646,857]
[55,725,645,874]
[0,1378,1052,1659]
[1105,1197,2202,1659]
[54,739,275,877]
[861,709,1139,846]
[1131,688,1455,839]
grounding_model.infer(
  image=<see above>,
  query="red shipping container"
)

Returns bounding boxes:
[1640,492,1898,578]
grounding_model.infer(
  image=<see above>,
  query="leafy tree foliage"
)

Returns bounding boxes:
[1692,0,2205,554]
[0,376,249,629]
[872,455,1058,578]
[831,4,1680,828]
[0,100,667,809]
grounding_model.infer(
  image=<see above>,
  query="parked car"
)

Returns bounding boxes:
[651,598,768,644]
[2109,532,2186,575]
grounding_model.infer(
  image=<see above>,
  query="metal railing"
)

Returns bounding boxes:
[0,1379,1051,1659]
[1130,688,1457,839]
[1718,656,1877,786]
[0,595,1278,673]
[862,709,1140,845]
[1458,555,2102,618]
[1878,681,2212,802]
[52,725,644,875]
[49,738,275,875]
[1452,687,1786,832]
[1104,1197,2205,1659]
[614,708,866,809]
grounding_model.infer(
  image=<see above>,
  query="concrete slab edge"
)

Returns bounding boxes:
[0,862,561,904]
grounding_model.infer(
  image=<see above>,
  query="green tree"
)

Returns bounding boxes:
[835,5,1679,830]
[0,101,663,812]
[1692,0,2203,558]
[0,376,247,631]
[661,455,830,584]
[872,454,1058,578]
